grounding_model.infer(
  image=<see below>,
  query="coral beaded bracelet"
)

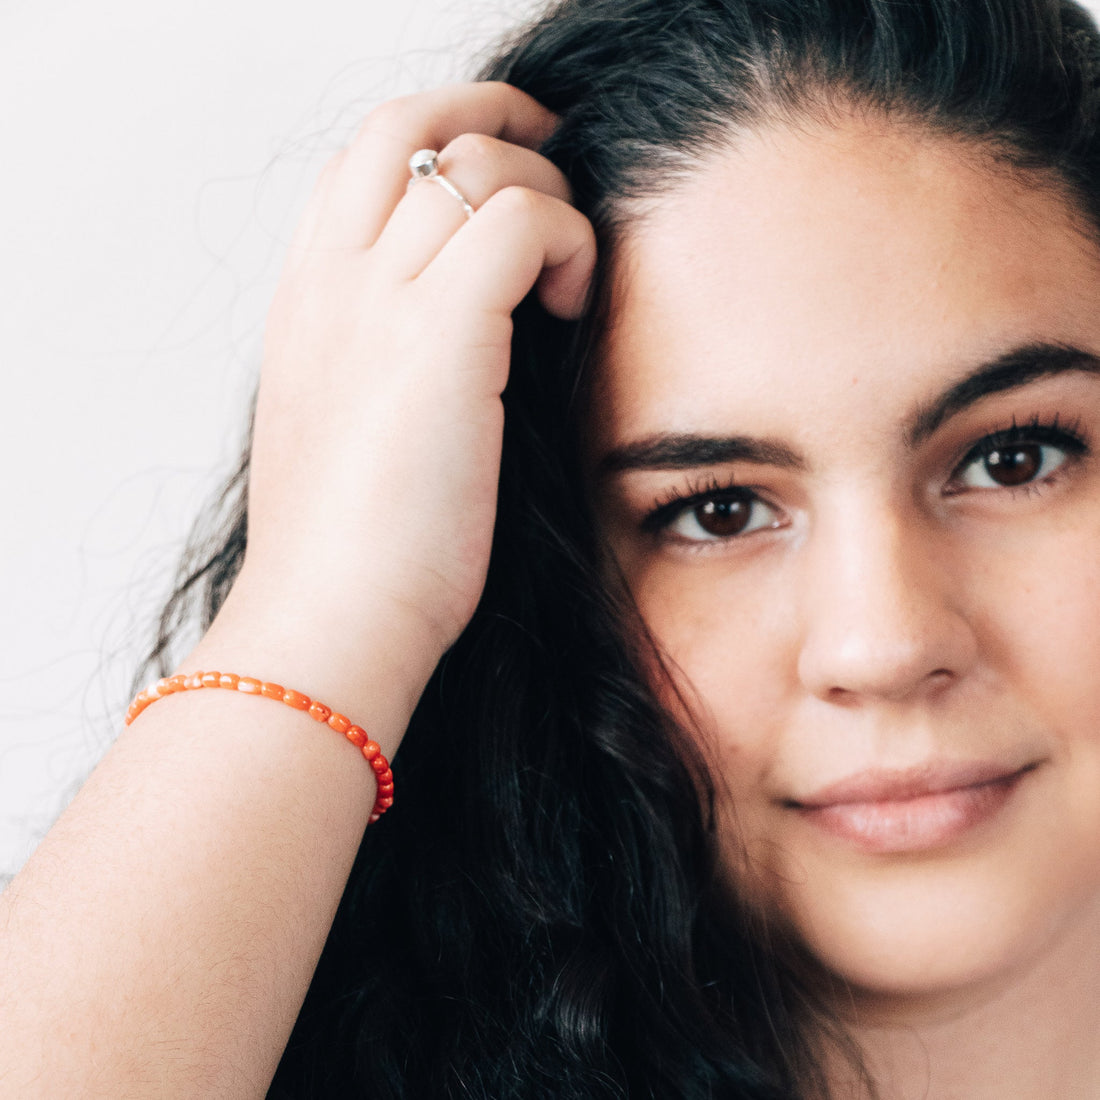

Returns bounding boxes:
[126,671,394,824]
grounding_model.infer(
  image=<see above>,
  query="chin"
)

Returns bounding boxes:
[744,835,1097,1007]
[778,871,1089,1013]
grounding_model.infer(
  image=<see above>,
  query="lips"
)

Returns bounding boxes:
[789,761,1039,853]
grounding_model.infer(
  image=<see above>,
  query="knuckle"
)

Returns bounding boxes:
[478,79,520,101]
[442,131,498,173]
[487,185,540,219]
[358,96,418,140]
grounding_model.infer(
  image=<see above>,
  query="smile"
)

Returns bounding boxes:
[789,761,1040,854]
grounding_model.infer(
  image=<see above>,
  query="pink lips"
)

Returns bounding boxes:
[792,762,1036,853]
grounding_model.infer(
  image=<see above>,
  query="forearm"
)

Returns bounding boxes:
[0,595,426,1098]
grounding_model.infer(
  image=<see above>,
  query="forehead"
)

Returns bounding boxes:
[594,117,1100,441]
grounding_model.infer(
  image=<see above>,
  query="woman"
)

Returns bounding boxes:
[3,0,1100,1095]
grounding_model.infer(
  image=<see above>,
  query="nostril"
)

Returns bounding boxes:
[824,685,862,706]
[814,661,960,706]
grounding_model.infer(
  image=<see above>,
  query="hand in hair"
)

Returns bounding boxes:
[230,81,596,709]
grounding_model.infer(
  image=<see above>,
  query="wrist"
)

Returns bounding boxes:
[187,569,443,758]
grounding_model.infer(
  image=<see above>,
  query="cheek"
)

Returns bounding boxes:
[632,564,796,790]
[635,578,793,899]
[977,528,1100,730]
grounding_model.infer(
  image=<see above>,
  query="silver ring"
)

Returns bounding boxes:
[407,148,475,219]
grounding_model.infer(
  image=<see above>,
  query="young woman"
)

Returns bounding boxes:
[3,0,1100,1096]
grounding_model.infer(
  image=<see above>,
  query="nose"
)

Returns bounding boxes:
[795,501,977,704]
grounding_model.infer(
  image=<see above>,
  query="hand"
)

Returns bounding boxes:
[229,83,596,692]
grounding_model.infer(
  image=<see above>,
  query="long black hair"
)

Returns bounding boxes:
[141,1,1100,1096]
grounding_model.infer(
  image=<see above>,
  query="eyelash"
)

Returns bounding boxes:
[944,414,1087,495]
[641,415,1090,542]
[641,475,770,537]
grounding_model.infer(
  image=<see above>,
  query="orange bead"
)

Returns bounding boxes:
[123,670,391,822]
[308,701,332,723]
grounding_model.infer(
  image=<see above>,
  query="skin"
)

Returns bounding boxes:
[591,113,1100,1094]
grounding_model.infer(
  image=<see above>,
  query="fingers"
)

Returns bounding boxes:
[287,81,597,323]
[419,186,597,322]
[304,83,559,252]
[372,133,573,280]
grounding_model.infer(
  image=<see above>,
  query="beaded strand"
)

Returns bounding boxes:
[126,671,394,823]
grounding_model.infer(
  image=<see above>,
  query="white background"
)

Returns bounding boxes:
[3,0,1100,878]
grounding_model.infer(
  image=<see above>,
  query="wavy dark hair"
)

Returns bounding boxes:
[140,0,1100,1096]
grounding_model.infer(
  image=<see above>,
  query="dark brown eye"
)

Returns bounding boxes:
[692,497,752,537]
[983,445,1041,486]
[954,432,1078,492]
[661,489,781,542]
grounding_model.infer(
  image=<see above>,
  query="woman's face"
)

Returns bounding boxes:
[589,114,1100,1000]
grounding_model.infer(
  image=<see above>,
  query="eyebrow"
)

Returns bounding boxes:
[904,342,1100,447]
[598,433,805,475]
[597,341,1100,478]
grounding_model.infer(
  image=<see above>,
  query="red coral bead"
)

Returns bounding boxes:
[124,672,392,820]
